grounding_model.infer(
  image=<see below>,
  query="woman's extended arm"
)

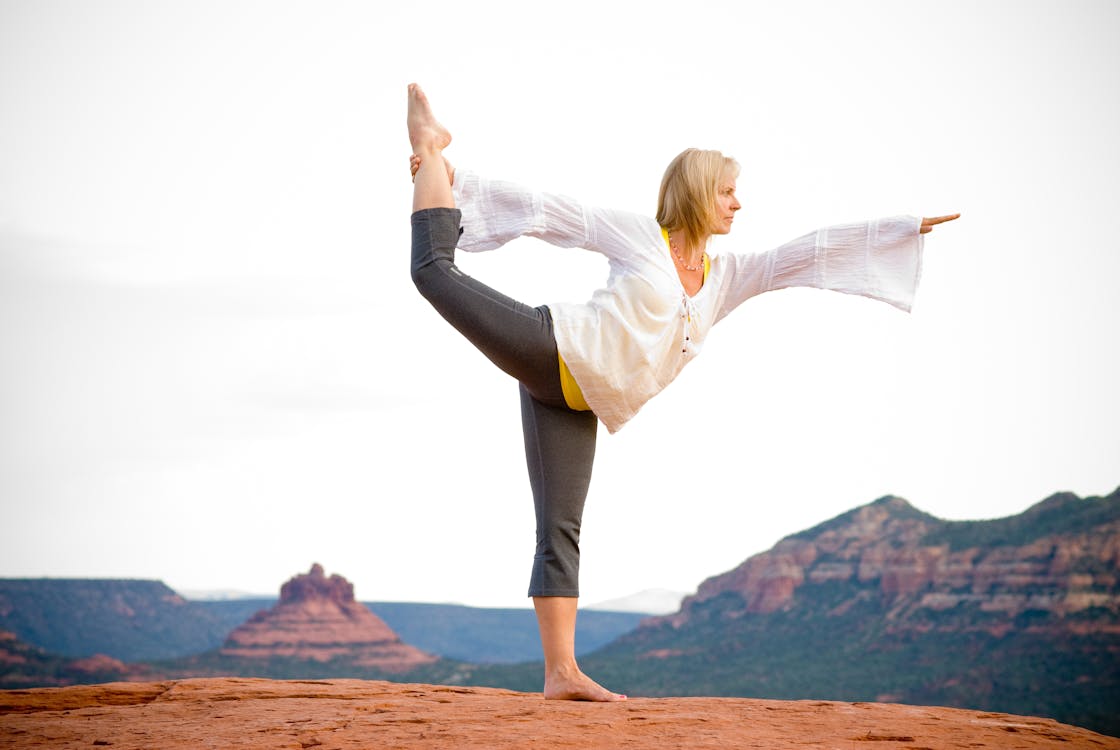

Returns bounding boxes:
[713,215,927,322]
[408,153,656,261]
[450,170,659,262]
[450,170,594,253]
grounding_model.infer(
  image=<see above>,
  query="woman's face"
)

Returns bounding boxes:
[711,171,741,235]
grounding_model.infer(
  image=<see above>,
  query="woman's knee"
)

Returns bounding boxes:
[537,516,581,556]
[409,253,444,298]
[410,208,462,298]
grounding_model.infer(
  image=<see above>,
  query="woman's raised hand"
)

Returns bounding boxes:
[409,153,454,185]
[920,214,961,234]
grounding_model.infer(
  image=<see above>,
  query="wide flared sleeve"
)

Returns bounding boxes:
[451,170,658,261]
[713,215,924,322]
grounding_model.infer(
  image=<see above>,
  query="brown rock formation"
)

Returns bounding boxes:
[0,632,26,667]
[659,491,1120,632]
[1,677,1115,749]
[220,564,436,671]
[67,654,134,675]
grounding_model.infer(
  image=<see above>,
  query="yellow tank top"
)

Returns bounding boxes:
[558,228,709,412]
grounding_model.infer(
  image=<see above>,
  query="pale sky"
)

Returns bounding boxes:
[2,0,1118,608]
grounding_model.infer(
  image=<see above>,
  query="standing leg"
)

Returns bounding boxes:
[521,385,625,701]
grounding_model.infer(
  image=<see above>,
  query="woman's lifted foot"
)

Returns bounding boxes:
[407,83,452,156]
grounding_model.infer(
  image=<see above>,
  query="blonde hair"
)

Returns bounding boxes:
[656,148,740,251]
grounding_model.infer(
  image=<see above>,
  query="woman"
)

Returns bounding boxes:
[406,83,957,702]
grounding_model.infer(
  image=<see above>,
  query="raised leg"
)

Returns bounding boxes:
[407,83,454,212]
[410,211,562,395]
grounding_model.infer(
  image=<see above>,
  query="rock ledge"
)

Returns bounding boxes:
[2,678,1116,749]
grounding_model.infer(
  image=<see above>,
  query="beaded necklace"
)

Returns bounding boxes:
[668,232,705,272]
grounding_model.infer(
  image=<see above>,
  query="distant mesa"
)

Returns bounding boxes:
[650,491,1120,632]
[220,564,437,672]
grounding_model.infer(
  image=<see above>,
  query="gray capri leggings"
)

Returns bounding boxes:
[410,207,598,597]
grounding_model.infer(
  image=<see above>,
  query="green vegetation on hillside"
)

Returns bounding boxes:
[921,488,1120,551]
[0,579,230,661]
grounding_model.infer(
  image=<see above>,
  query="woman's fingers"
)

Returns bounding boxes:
[923,213,961,226]
[920,213,961,234]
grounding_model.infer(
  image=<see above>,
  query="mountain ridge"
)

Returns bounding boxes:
[652,485,1120,627]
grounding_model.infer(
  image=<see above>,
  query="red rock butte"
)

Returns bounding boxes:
[220,564,436,671]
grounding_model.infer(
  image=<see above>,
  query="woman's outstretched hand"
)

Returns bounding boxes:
[920,214,961,234]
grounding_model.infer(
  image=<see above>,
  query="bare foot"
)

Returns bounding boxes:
[407,83,451,156]
[544,665,627,702]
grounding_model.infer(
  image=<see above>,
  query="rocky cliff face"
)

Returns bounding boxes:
[585,488,1120,736]
[654,490,1120,635]
[220,564,436,672]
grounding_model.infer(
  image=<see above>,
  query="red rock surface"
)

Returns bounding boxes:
[221,565,435,671]
[1,678,1116,749]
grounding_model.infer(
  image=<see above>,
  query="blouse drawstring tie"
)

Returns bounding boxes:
[681,292,699,355]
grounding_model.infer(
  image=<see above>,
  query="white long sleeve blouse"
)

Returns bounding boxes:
[452,170,924,434]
